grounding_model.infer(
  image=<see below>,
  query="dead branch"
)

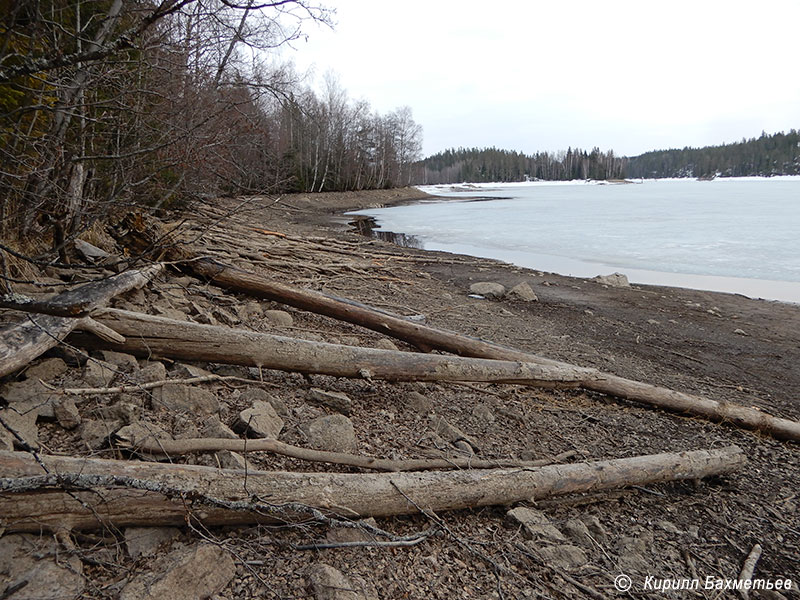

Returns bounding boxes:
[0,446,745,532]
[117,435,578,472]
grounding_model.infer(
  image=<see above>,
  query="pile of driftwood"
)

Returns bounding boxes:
[1,230,798,534]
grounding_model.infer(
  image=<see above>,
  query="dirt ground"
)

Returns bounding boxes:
[1,187,798,599]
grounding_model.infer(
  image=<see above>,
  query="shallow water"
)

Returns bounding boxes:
[349,178,800,303]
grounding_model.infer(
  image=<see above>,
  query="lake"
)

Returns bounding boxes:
[349,178,800,303]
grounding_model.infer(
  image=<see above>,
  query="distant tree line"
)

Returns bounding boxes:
[413,146,626,184]
[624,130,800,178]
[414,130,800,184]
[0,1,422,259]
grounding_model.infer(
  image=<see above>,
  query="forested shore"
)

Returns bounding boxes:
[414,129,800,184]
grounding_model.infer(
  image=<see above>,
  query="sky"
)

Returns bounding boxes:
[281,0,800,158]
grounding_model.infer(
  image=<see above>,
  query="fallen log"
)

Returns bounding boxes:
[117,435,578,472]
[70,308,595,387]
[0,446,745,532]
[0,264,163,378]
[182,259,800,442]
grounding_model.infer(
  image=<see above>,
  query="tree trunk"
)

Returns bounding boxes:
[0,446,745,532]
[181,258,800,442]
[0,264,163,378]
[72,308,594,387]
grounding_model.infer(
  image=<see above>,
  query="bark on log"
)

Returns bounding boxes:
[70,308,595,387]
[183,259,800,442]
[0,265,163,378]
[118,435,577,472]
[0,446,745,532]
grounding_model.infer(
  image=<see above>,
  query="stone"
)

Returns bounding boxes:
[308,388,353,415]
[305,414,357,453]
[469,282,506,299]
[135,361,167,383]
[581,515,608,544]
[119,544,235,600]
[432,416,481,453]
[53,397,81,429]
[201,415,239,439]
[0,378,62,420]
[24,357,67,381]
[0,402,39,449]
[374,339,398,351]
[74,238,109,262]
[734,328,749,336]
[100,350,140,372]
[79,418,122,450]
[325,518,379,544]
[83,358,116,387]
[234,400,283,439]
[124,527,181,559]
[405,391,432,413]
[212,307,240,326]
[172,363,213,379]
[155,383,219,416]
[562,518,593,547]
[471,403,496,425]
[172,415,199,439]
[0,534,84,600]
[506,507,566,542]
[507,282,538,302]
[0,426,13,450]
[236,300,263,321]
[239,387,289,418]
[214,449,251,470]
[592,272,630,287]
[98,399,142,424]
[115,421,172,447]
[536,544,588,570]
[307,563,366,600]
[615,533,653,573]
[264,309,294,327]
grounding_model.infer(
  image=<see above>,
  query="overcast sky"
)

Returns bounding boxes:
[283,0,800,158]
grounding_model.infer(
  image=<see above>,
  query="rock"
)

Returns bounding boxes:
[119,544,236,600]
[98,399,142,424]
[0,378,62,419]
[124,527,181,559]
[0,534,84,600]
[155,383,219,416]
[115,421,173,447]
[212,307,240,326]
[173,363,213,379]
[581,515,608,543]
[79,418,122,450]
[84,358,116,387]
[135,361,168,383]
[374,339,398,351]
[236,300,263,321]
[592,272,630,287]
[471,403,496,425]
[307,563,366,600]
[647,319,660,325]
[469,282,506,299]
[214,449,251,470]
[308,388,353,415]
[615,533,653,573]
[234,400,284,438]
[405,391,432,414]
[24,357,67,381]
[74,238,109,262]
[201,415,239,439]
[172,414,199,439]
[535,544,588,570]
[432,416,481,453]
[305,414,357,453]
[656,520,681,534]
[562,518,593,547]
[506,507,566,542]
[264,309,294,327]
[0,426,13,450]
[100,350,140,372]
[53,397,81,429]
[0,402,39,449]
[239,387,289,418]
[325,518,379,544]
[734,328,749,336]
[507,282,538,302]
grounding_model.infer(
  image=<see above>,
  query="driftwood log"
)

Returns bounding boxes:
[0,264,163,378]
[70,308,596,387]
[183,259,800,442]
[0,446,745,532]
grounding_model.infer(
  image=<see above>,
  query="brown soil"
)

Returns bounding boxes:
[2,188,798,599]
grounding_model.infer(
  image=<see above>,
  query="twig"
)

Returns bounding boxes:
[43,374,278,396]
[738,543,763,600]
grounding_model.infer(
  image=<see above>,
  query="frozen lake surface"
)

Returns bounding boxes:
[349,178,800,303]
